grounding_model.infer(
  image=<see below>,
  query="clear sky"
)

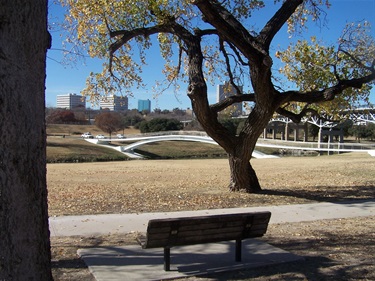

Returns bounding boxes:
[46,0,375,110]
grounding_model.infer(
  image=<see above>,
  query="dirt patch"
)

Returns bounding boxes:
[48,153,375,280]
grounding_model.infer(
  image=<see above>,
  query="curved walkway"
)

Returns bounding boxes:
[50,199,375,237]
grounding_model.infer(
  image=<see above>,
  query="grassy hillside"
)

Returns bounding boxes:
[46,124,140,136]
[134,141,226,159]
[47,137,129,163]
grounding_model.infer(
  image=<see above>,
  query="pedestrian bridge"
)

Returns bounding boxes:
[85,131,375,159]
[85,134,279,159]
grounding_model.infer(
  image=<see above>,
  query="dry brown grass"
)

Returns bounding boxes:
[47,153,375,216]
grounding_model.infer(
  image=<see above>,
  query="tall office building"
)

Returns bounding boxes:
[99,95,128,111]
[138,99,151,112]
[216,82,243,116]
[56,93,86,109]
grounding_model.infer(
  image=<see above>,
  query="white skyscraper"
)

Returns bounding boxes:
[99,95,128,111]
[56,93,86,109]
[216,82,243,116]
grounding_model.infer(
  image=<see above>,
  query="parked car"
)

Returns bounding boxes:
[81,132,94,139]
[116,134,126,139]
[95,134,106,139]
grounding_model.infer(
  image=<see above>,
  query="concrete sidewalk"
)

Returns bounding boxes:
[50,200,374,281]
[78,240,303,281]
[49,199,375,237]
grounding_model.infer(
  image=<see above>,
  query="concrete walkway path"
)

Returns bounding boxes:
[49,199,375,237]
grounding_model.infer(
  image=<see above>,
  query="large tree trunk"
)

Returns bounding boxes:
[0,1,52,280]
[185,9,276,194]
[228,154,261,192]
[226,121,264,193]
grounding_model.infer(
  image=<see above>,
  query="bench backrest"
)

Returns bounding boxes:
[142,211,271,249]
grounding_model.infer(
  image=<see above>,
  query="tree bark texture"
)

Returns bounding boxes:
[0,1,52,280]
[228,154,261,192]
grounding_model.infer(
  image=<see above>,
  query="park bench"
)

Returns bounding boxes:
[137,211,271,271]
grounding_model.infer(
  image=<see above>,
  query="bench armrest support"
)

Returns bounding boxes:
[164,248,171,271]
[235,239,242,262]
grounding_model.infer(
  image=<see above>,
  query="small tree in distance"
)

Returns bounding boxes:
[95,112,123,138]
[46,109,77,124]
[139,118,183,133]
[60,0,375,193]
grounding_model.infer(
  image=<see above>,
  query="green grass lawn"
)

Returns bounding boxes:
[133,141,227,159]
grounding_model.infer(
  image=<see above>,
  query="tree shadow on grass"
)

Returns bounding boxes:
[202,255,372,281]
[200,229,374,280]
[260,184,375,203]
[51,236,108,269]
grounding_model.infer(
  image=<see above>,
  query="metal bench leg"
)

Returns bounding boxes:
[164,247,171,271]
[235,239,242,262]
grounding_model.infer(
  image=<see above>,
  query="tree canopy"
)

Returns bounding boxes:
[60,0,374,111]
[46,109,77,124]
[59,0,375,192]
[95,112,123,137]
[139,118,183,133]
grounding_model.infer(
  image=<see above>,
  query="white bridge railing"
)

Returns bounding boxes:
[256,138,375,152]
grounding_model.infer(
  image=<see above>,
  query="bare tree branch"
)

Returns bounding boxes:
[258,0,303,49]
[338,48,375,71]
[279,68,375,105]
[276,103,316,123]
[210,93,255,113]
[226,41,249,66]
[219,38,243,95]
[193,28,218,37]
[192,0,265,59]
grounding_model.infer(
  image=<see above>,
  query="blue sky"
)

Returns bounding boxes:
[46,0,375,110]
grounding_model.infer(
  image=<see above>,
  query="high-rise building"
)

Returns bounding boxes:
[138,99,151,112]
[56,93,86,109]
[100,95,128,111]
[216,82,243,116]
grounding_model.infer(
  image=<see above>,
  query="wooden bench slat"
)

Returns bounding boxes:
[146,223,269,240]
[147,222,244,234]
[147,226,244,239]
[147,228,245,243]
[147,212,270,228]
[147,213,270,232]
[148,222,268,235]
[143,229,269,248]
